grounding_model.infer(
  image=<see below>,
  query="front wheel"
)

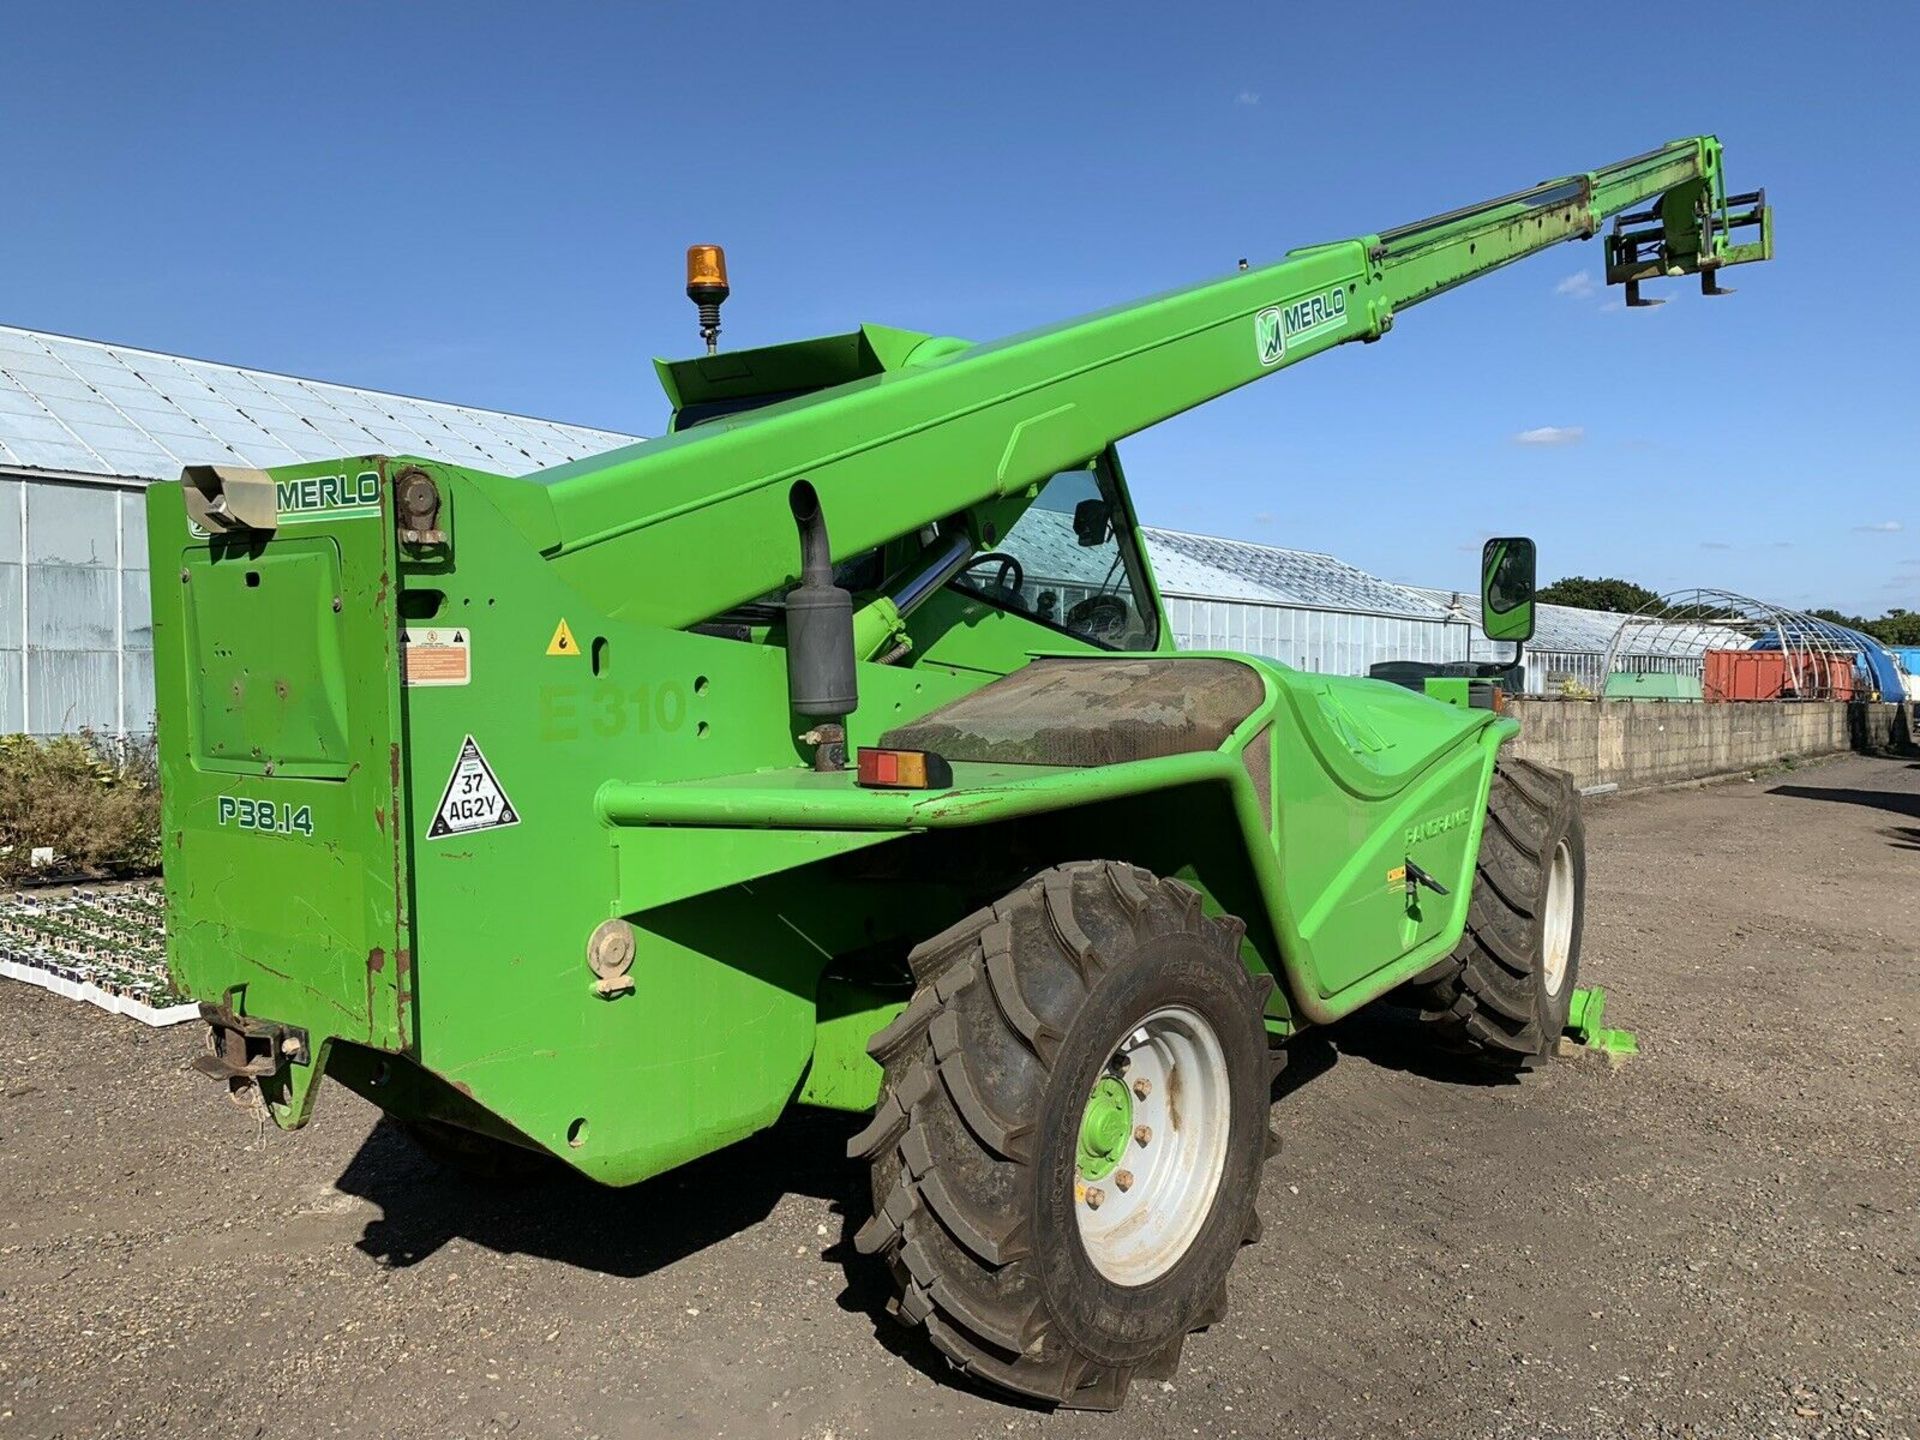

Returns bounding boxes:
[850,862,1277,1409]
[1409,758,1586,1061]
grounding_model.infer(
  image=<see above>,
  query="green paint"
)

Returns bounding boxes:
[216,796,316,837]
[1565,986,1640,1057]
[1422,677,1473,709]
[274,470,383,522]
[1405,806,1474,847]
[147,137,1762,1184]
[1078,1076,1134,1182]
[189,470,384,536]
[799,977,903,1112]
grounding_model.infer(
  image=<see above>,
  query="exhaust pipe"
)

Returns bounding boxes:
[786,480,857,769]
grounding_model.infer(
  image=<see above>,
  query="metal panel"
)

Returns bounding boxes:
[0,561,20,650]
[27,648,116,732]
[26,479,116,564]
[1166,594,1470,677]
[0,642,21,732]
[123,567,153,651]
[0,476,18,564]
[122,646,157,733]
[27,563,116,649]
[119,490,149,573]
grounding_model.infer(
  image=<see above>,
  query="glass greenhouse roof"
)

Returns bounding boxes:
[0,324,637,482]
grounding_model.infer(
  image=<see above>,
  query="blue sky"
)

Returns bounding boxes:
[4,2,1913,613]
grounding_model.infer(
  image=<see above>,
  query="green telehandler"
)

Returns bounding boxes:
[150,137,1770,1408]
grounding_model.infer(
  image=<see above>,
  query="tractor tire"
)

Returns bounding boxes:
[849,861,1277,1410]
[399,1117,550,1184]
[1410,757,1585,1061]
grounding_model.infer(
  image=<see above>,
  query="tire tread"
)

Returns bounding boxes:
[859,861,1273,1409]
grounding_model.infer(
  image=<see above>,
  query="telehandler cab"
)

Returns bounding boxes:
[151,137,1770,1407]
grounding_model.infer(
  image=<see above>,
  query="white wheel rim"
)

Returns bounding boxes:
[1541,838,1575,998]
[1073,1005,1232,1287]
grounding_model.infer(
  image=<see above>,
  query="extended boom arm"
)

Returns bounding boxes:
[529,136,1768,630]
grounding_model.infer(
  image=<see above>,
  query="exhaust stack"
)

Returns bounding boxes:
[785,479,857,769]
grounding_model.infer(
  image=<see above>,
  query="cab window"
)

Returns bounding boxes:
[949,467,1158,651]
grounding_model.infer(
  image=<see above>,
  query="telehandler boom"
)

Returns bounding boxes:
[150,136,1769,1409]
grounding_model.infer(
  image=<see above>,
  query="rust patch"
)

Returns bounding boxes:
[374,805,386,834]
[368,947,387,973]
[389,742,402,788]
[375,569,390,607]
[451,1080,474,1098]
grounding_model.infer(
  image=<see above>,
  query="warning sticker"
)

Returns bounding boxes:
[402,627,471,687]
[547,618,580,657]
[426,735,520,839]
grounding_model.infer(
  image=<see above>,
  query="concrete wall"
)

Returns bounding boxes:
[1507,699,1914,792]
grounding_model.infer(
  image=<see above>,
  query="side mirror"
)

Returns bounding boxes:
[1481,536,1536,643]
[1072,497,1114,548]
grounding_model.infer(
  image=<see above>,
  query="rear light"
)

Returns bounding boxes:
[856,747,953,790]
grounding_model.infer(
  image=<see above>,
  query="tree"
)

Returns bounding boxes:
[1536,576,1662,613]
[1807,607,1920,646]
[1868,608,1920,647]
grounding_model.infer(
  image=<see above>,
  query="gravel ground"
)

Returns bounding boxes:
[1,753,1915,1439]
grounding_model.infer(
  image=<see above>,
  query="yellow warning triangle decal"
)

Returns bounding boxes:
[546,618,580,657]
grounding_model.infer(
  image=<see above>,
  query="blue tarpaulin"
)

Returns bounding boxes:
[1752,620,1907,702]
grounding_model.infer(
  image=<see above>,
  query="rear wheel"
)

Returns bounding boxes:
[849,861,1277,1409]
[1410,758,1586,1060]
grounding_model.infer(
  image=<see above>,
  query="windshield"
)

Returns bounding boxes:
[949,466,1158,651]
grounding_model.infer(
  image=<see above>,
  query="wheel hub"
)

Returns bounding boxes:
[1073,1005,1233,1286]
[1077,1075,1134,1181]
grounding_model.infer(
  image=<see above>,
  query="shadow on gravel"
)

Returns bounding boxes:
[334,1107,972,1390]
[327,1017,1487,1400]
[1767,783,1920,822]
[337,1107,865,1274]
[1322,1004,1526,1088]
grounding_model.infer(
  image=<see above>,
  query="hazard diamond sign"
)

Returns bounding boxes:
[427,735,521,839]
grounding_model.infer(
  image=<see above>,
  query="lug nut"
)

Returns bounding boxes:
[1132,1078,1152,1100]
[1134,1124,1152,1145]
[1085,1187,1105,1210]
[1114,1169,1134,1192]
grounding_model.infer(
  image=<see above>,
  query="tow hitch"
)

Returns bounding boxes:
[191,988,309,1103]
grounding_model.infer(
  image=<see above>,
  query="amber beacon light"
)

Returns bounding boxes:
[686,244,730,354]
